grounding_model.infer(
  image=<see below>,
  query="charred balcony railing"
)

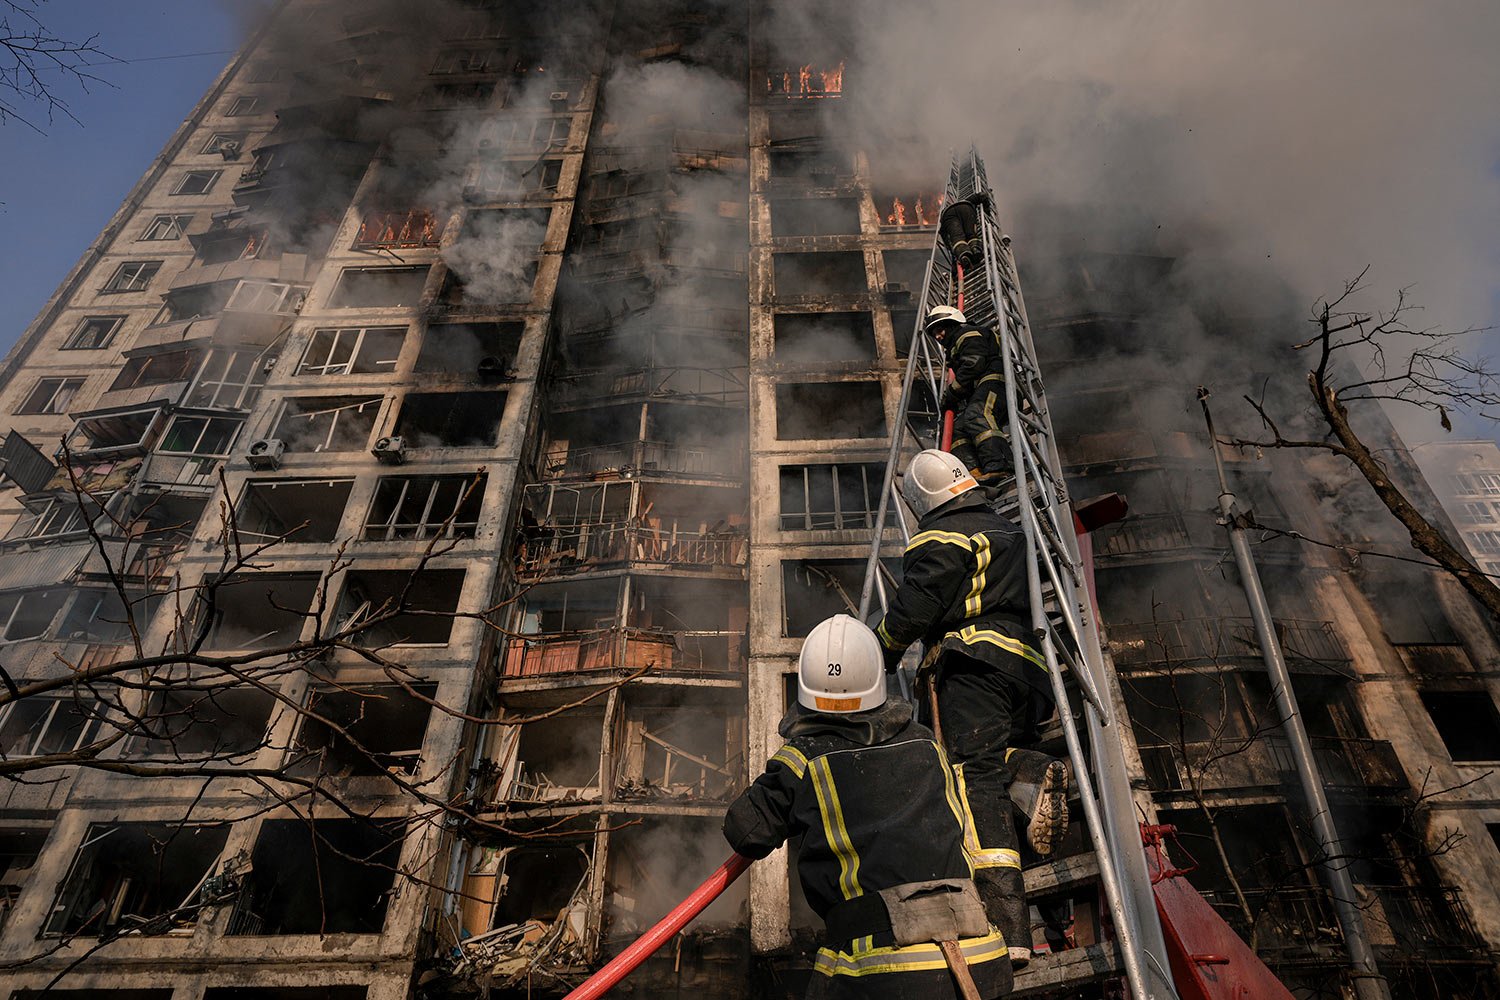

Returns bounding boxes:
[1107,617,1351,673]
[1095,511,1303,558]
[553,365,748,409]
[570,246,747,281]
[502,764,602,804]
[517,521,747,577]
[1135,736,1404,794]
[542,440,745,483]
[502,626,742,678]
[1204,884,1484,962]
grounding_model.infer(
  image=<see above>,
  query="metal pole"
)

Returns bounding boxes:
[1197,388,1391,1000]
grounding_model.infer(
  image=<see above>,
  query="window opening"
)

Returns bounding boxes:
[230,819,402,935]
[290,684,436,777]
[141,214,192,241]
[236,479,354,544]
[16,377,83,415]
[775,381,886,439]
[297,327,406,376]
[364,474,485,540]
[102,261,162,292]
[392,391,506,447]
[337,568,465,646]
[173,170,221,195]
[272,396,382,453]
[63,316,124,351]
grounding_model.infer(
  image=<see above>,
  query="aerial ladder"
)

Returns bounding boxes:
[563,149,1299,1000]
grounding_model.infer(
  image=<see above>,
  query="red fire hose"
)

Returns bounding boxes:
[940,262,966,451]
[561,852,754,1000]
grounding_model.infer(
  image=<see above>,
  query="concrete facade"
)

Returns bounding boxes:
[0,3,1496,1000]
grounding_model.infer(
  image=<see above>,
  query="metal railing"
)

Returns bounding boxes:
[542,440,745,482]
[1107,617,1351,671]
[554,365,748,407]
[517,521,747,576]
[1136,736,1403,793]
[501,626,741,677]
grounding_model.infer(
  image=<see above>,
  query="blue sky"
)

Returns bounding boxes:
[0,2,250,350]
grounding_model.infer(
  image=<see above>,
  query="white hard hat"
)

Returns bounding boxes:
[902,448,977,519]
[797,615,886,714]
[925,305,967,332]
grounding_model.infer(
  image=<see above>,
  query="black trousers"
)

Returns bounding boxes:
[948,386,1011,480]
[920,654,1052,949]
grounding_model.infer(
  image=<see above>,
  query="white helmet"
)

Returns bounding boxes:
[925,305,967,334]
[902,448,977,518]
[797,615,886,714]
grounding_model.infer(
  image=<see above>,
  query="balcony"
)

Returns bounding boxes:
[1107,617,1352,675]
[1204,884,1485,963]
[553,365,748,410]
[517,521,746,579]
[1137,736,1405,794]
[502,627,742,679]
[542,440,745,483]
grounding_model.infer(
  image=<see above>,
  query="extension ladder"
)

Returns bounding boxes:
[855,148,1178,1000]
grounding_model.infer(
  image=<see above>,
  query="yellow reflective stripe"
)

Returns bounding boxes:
[770,744,808,779]
[976,372,1004,384]
[964,532,991,618]
[814,931,1009,977]
[952,763,984,862]
[954,330,982,346]
[811,756,862,900]
[938,753,974,877]
[950,625,1048,671]
[973,848,1022,870]
[875,619,899,651]
[904,529,972,554]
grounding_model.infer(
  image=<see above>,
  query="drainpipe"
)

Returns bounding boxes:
[1196,388,1391,1000]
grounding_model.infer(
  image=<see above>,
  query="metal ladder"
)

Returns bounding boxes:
[855,148,1177,1000]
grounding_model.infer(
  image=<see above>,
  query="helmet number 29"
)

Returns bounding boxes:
[827,663,842,676]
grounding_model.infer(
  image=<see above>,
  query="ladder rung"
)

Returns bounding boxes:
[1011,942,1124,997]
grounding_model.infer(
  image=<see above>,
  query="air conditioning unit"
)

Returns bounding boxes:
[246,438,285,470]
[883,281,912,304]
[218,140,243,161]
[477,355,507,383]
[549,91,571,110]
[261,355,279,375]
[371,436,406,465]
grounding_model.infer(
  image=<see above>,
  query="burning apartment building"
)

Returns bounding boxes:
[0,2,1496,999]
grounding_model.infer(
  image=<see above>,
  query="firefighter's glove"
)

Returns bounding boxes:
[881,640,905,674]
[940,384,969,413]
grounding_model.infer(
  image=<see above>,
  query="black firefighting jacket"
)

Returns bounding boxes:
[875,490,1050,696]
[724,701,1012,998]
[943,324,1004,404]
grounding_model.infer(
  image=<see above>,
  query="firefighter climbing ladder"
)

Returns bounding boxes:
[856,149,1177,1000]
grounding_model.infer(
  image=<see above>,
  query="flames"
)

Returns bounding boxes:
[884,193,943,227]
[768,60,845,98]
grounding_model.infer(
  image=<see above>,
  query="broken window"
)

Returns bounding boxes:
[782,559,898,637]
[501,709,605,799]
[352,209,444,250]
[70,406,164,456]
[488,843,590,929]
[273,396,382,453]
[185,349,270,410]
[615,701,742,801]
[158,413,243,456]
[1421,690,1500,762]
[338,568,465,646]
[882,249,930,293]
[140,214,192,241]
[153,283,232,325]
[173,170,221,195]
[0,693,100,756]
[130,686,277,760]
[773,251,867,297]
[45,823,231,936]
[432,46,498,74]
[236,479,354,544]
[225,279,305,313]
[5,494,94,539]
[328,266,432,308]
[469,157,563,200]
[440,209,548,304]
[58,588,156,643]
[769,198,861,237]
[63,315,124,350]
[768,148,847,181]
[393,391,507,447]
[291,684,436,777]
[195,227,268,265]
[775,381,886,439]
[200,573,321,649]
[111,350,198,391]
[297,327,407,376]
[0,829,44,932]
[779,462,884,530]
[1359,569,1461,645]
[424,80,497,108]
[0,589,68,641]
[230,819,403,935]
[15,376,83,415]
[606,819,747,941]
[364,473,485,541]
[490,115,571,150]
[773,312,877,363]
[414,322,521,377]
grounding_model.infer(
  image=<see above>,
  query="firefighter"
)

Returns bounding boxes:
[874,448,1069,965]
[924,306,1010,485]
[724,615,1013,999]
